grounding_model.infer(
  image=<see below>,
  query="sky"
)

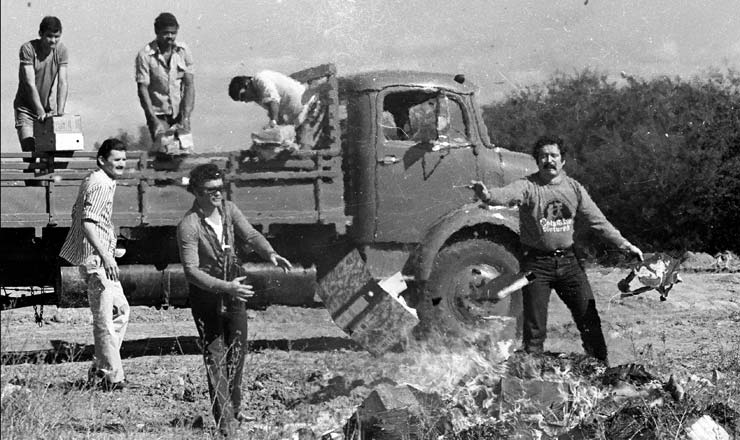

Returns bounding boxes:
[2,0,738,152]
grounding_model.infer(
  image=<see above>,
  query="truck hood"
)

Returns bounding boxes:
[477,146,537,187]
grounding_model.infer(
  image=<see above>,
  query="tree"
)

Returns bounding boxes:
[482,69,740,253]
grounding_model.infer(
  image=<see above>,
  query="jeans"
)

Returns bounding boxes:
[521,252,608,361]
[190,287,248,436]
[81,255,130,383]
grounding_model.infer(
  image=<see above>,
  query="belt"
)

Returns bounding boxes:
[525,247,574,257]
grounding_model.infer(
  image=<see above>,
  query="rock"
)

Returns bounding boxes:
[664,374,685,402]
[0,383,31,401]
[686,415,730,440]
[353,383,449,439]
[683,252,719,272]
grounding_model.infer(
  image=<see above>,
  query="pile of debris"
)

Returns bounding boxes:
[333,350,738,439]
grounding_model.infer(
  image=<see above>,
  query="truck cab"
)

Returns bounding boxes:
[339,70,536,333]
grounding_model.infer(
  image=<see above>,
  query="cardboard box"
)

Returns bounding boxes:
[317,250,419,356]
[34,115,84,151]
[153,128,193,155]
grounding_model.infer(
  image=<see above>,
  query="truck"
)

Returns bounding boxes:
[0,63,536,336]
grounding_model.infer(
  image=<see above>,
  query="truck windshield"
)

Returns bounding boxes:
[381,90,469,147]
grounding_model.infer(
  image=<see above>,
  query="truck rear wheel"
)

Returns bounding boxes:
[416,239,522,337]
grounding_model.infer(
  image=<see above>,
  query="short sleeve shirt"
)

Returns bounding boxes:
[135,40,194,118]
[13,40,69,115]
[251,70,307,125]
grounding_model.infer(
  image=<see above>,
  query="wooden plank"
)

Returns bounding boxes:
[290,63,337,83]
[37,151,145,159]
[0,172,50,181]
[228,170,338,181]
[0,153,35,159]
[0,162,47,170]
[239,158,317,171]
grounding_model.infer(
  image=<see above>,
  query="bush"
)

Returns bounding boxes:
[482,69,740,254]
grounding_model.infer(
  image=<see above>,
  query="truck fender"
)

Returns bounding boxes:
[406,203,520,282]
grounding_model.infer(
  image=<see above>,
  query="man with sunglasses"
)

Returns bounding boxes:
[176,163,291,436]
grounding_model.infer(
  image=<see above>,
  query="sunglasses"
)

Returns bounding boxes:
[200,185,225,196]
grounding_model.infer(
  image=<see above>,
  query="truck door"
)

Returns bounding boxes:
[373,87,479,243]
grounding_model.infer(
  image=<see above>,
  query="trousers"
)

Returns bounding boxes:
[521,252,608,361]
[190,288,248,436]
[81,256,130,383]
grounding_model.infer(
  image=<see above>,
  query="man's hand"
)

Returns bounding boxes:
[179,117,191,133]
[226,276,255,302]
[625,242,644,261]
[469,180,491,202]
[149,118,165,137]
[36,111,52,122]
[269,253,293,271]
[101,253,120,282]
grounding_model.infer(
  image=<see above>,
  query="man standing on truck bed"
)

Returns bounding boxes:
[177,164,292,436]
[471,136,643,365]
[135,12,194,154]
[59,138,130,391]
[13,16,69,152]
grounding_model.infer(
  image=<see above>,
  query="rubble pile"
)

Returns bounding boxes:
[337,350,738,440]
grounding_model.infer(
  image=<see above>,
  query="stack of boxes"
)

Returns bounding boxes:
[33,114,84,152]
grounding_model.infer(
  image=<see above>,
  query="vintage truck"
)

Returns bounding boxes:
[0,64,535,335]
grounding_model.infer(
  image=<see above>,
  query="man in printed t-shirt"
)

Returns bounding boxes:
[13,16,69,152]
[471,136,643,365]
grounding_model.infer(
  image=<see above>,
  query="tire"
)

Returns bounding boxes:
[416,239,522,337]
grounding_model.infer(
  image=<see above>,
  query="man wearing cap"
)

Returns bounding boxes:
[470,136,643,365]
[135,12,194,151]
[13,16,69,152]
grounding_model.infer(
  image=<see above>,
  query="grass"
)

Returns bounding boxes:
[2,269,739,439]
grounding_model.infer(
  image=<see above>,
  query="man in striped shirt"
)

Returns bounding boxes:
[59,138,129,391]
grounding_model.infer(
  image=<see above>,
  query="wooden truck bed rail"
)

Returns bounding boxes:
[1,64,348,234]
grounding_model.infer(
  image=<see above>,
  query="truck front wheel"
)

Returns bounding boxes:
[416,239,522,337]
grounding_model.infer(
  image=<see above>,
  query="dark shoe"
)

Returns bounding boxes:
[100,379,138,392]
[170,415,204,429]
[523,345,544,355]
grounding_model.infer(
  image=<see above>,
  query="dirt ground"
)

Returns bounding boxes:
[1,267,739,439]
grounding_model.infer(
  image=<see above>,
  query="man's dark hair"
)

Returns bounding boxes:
[97,138,127,162]
[187,163,223,193]
[228,76,252,101]
[154,12,179,32]
[39,16,62,34]
[532,136,567,159]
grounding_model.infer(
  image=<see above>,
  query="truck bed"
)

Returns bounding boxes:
[0,64,348,235]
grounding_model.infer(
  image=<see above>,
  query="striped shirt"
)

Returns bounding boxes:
[59,169,117,265]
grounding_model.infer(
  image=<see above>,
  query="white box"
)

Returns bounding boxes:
[34,115,84,151]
